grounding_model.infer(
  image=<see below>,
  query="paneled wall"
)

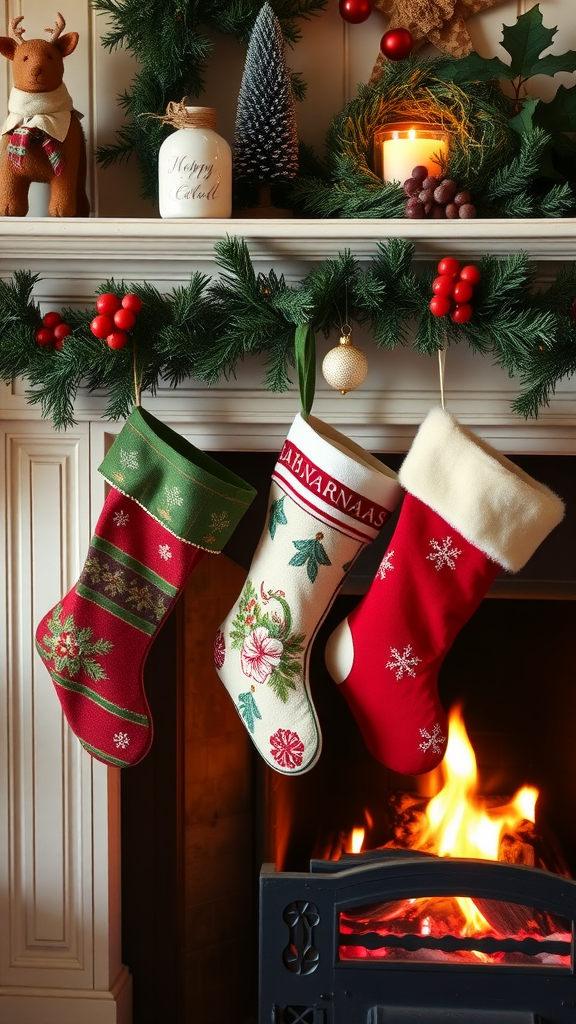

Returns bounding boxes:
[2,0,575,217]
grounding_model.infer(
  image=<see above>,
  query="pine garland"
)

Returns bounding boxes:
[1,237,576,428]
[93,0,326,203]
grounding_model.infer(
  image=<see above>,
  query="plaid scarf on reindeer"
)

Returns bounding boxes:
[7,125,64,175]
[1,84,83,177]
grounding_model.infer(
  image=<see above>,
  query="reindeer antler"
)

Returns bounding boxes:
[44,12,65,44]
[11,16,26,44]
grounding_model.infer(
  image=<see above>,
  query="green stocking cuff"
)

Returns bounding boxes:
[98,407,257,552]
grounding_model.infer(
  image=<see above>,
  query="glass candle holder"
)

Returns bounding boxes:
[373,122,450,185]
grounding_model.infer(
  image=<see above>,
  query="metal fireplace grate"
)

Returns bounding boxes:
[260,851,576,1024]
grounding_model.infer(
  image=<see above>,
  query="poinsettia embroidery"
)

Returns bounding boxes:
[230,580,305,703]
[270,728,304,770]
[39,604,113,682]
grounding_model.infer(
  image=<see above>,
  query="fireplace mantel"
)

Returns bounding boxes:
[2,217,576,452]
[1,217,576,1024]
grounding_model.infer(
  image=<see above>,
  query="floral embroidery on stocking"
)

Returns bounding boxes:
[270,728,304,769]
[230,580,305,703]
[289,532,331,583]
[40,604,113,682]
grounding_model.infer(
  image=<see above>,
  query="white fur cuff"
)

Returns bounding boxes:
[398,407,564,572]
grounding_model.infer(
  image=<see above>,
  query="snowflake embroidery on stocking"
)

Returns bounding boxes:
[427,537,462,571]
[164,485,183,509]
[113,732,130,750]
[270,728,304,770]
[376,550,395,580]
[113,509,130,527]
[386,644,421,680]
[158,544,172,561]
[119,449,139,470]
[418,723,447,756]
[210,511,230,533]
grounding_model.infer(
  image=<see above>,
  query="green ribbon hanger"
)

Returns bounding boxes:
[294,323,316,416]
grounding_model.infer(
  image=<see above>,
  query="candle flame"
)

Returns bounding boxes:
[408,128,416,140]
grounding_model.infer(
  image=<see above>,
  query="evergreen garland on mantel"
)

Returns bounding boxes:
[1,236,575,429]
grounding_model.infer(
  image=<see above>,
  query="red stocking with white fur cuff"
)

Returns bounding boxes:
[325,406,565,776]
[214,412,402,775]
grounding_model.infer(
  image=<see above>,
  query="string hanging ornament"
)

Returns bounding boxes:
[321,325,369,394]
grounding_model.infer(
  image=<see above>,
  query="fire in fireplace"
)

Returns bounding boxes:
[260,708,576,1023]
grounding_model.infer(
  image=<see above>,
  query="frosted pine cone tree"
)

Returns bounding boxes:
[234,2,299,212]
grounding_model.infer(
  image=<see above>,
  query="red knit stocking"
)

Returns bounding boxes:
[326,407,564,775]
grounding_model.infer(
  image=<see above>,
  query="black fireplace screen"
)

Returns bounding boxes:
[260,852,576,1024]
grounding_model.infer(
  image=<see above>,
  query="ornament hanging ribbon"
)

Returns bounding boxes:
[294,323,316,416]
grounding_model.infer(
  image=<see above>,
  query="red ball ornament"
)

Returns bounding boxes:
[380,27,413,61]
[432,275,454,298]
[437,257,460,278]
[451,303,473,323]
[96,292,122,316]
[429,295,452,318]
[42,311,62,329]
[121,293,143,314]
[55,339,64,350]
[113,307,136,331]
[90,314,115,339]
[54,323,72,341]
[106,331,128,350]
[452,280,474,304]
[339,0,373,23]
[459,264,482,286]
[36,327,55,346]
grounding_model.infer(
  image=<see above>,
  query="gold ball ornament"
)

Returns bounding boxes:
[321,330,368,394]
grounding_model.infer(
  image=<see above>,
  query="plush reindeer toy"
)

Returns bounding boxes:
[0,12,89,216]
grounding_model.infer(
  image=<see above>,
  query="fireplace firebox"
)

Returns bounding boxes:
[259,852,576,1024]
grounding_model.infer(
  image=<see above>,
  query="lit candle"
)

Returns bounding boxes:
[374,123,449,185]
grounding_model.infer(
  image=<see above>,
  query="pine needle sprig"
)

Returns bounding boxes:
[0,272,41,381]
[512,339,576,418]
[355,239,421,347]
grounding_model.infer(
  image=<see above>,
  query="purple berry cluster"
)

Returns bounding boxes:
[403,165,476,220]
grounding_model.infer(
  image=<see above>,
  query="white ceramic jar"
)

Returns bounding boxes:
[158,106,232,218]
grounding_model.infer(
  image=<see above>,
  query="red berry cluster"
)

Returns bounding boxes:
[90,293,143,350]
[404,167,476,220]
[429,257,481,323]
[36,311,72,350]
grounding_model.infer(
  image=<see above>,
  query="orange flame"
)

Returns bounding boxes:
[419,706,538,934]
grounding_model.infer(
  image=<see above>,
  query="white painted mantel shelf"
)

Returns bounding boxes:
[1,217,576,1024]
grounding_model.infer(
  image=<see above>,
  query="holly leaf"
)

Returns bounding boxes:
[509,95,539,135]
[501,4,576,82]
[436,53,513,86]
[268,495,288,539]
[534,84,576,135]
[238,691,262,734]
